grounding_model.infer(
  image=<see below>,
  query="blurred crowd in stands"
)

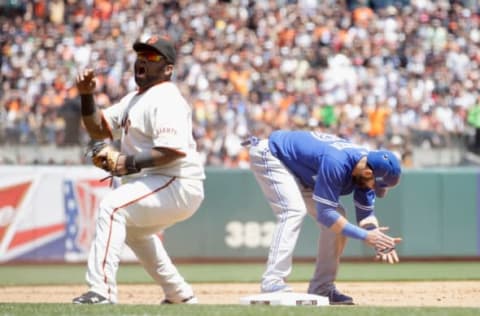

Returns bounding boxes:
[1,0,480,167]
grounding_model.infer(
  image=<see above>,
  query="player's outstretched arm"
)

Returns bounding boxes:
[318,209,401,252]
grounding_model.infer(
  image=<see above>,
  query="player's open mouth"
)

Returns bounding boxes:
[136,66,146,77]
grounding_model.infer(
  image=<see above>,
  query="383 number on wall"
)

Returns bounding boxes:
[225,221,275,248]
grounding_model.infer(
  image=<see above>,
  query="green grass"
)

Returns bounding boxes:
[0,262,479,286]
[0,304,479,316]
[1,262,479,315]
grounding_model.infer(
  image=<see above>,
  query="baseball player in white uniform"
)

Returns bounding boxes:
[245,131,402,305]
[73,35,205,304]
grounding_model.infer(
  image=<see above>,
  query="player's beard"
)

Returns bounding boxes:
[135,73,162,90]
[134,62,167,90]
[352,174,372,189]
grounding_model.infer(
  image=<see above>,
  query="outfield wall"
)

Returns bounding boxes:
[0,166,479,263]
[167,167,480,259]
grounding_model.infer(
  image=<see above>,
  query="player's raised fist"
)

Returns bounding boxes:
[76,68,96,94]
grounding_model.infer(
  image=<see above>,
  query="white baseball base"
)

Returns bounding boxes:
[239,292,329,306]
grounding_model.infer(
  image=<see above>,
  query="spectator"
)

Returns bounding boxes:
[467,98,480,153]
[0,0,478,165]
[58,86,82,146]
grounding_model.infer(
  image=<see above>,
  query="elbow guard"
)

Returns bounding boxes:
[317,208,341,227]
[318,207,368,240]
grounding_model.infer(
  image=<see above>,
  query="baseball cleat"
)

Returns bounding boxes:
[161,295,198,304]
[72,291,112,304]
[325,289,354,305]
[260,284,293,293]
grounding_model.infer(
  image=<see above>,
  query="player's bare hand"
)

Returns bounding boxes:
[368,226,402,264]
[364,227,402,252]
[375,247,400,264]
[76,68,96,94]
[378,227,402,248]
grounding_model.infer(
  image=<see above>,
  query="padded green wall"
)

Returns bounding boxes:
[164,168,480,259]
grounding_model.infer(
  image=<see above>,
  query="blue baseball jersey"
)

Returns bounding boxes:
[268,130,376,224]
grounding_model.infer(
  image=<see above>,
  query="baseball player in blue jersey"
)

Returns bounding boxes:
[245,130,402,305]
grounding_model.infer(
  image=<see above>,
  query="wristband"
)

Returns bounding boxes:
[342,222,368,240]
[80,94,96,116]
[134,153,156,169]
[125,155,140,174]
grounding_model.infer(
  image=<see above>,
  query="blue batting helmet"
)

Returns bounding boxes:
[366,150,402,198]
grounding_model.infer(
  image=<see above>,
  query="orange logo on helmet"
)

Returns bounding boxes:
[147,36,158,44]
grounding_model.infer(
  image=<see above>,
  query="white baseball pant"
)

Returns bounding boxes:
[248,139,347,294]
[86,175,204,303]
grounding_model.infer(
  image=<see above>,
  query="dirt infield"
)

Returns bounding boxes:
[0,281,479,307]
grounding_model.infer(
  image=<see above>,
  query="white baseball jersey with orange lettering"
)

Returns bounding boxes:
[102,81,205,180]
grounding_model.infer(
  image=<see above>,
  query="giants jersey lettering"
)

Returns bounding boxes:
[101,82,205,180]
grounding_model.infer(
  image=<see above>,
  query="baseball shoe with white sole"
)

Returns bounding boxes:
[72,291,112,304]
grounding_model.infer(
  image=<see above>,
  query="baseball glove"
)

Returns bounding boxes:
[86,140,122,175]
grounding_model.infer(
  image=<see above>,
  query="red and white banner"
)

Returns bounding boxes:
[0,166,137,263]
